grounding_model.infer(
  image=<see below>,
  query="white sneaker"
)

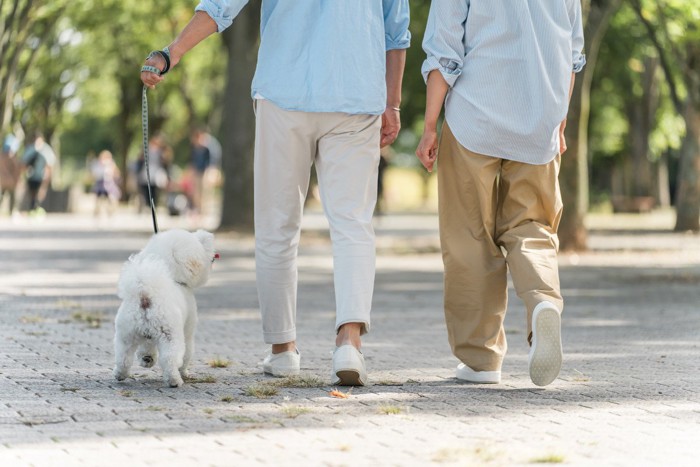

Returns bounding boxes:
[455,363,501,384]
[262,349,300,377]
[529,301,563,386]
[332,345,367,386]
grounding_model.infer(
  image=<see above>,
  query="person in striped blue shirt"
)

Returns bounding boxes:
[416,0,585,387]
[141,0,411,386]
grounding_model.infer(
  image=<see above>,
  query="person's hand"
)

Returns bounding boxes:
[140,53,166,89]
[416,128,439,173]
[559,118,568,155]
[140,51,181,90]
[380,107,401,148]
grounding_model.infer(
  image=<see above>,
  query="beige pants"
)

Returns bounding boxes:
[254,100,381,344]
[438,123,564,372]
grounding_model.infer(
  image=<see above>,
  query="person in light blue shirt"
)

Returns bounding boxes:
[415,0,585,387]
[141,0,411,386]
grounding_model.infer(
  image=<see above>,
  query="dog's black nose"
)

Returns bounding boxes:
[142,356,153,364]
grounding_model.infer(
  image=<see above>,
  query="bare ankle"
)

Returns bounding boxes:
[271,342,296,354]
[336,323,362,349]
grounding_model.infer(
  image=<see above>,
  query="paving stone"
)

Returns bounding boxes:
[0,212,698,465]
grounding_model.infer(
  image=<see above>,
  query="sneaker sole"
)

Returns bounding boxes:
[455,372,501,384]
[529,305,562,387]
[333,369,365,386]
[264,366,300,378]
[332,345,366,386]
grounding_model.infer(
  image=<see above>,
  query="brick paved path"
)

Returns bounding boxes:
[0,212,698,466]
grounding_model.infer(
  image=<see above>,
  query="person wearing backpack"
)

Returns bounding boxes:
[21,134,56,213]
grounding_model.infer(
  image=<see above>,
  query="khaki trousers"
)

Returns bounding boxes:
[438,123,563,372]
[254,100,381,344]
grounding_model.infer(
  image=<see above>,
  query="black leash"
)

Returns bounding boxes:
[140,47,171,234]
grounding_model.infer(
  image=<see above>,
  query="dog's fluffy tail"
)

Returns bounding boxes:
[117,255,173,309]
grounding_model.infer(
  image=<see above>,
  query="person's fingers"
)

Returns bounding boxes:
[380,126,400,148]
[415,147,434,172]
[140,72,164,88]
[560,134,567,155]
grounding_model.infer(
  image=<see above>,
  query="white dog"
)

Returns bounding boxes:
[113,229,217,387]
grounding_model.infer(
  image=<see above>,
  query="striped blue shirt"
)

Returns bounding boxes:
[422,0,586,164]
[196,0,411,115]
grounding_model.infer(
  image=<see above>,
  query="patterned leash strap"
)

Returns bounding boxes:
[140,47,171,234]
[141,86,159,234]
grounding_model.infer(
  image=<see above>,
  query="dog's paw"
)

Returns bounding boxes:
[178,368,190,379]
[113,367,129,381]
[139,355,156,368]
[165,374,184,388]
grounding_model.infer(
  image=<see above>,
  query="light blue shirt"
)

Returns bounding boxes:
[196,0,411,115]
[422,0,586,164]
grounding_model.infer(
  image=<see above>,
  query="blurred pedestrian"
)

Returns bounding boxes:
[21,133,55,214]
[135,134,170,213]
[189,128,211,215]
[90,150,121,216]
[0,134,21,215]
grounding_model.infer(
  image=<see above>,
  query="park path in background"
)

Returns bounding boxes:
[0,210,699,466]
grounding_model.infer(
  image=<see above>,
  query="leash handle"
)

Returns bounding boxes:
[142,85,159,234]
[140,47,171,234]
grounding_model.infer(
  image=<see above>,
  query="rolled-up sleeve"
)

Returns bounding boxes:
[421,0,469,87]
[568,0,586,73]
[195,0,250,33]
[383,0,411,50]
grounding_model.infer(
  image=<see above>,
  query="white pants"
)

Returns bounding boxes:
[254,100,381,344]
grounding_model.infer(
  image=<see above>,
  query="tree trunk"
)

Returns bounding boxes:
[116,77,141,199]
[559,0,622,251]
[218,4,260,231]
[674,104,700,231]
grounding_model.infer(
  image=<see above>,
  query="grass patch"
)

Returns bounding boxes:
[24,331,49,336]
[530,454,565,464]
[220,395,235,403]
[146,406,164,411]
[273,374,325,388]
[208,357,231,368]
[377,405,402,415]
[281,406,311,418]
[432,448,473,463]
[203,408,214,415]
[60,387,79,392]
[56,299,81,309]
[20,315,45,324]
[71,310,104,328]
[119,390,133,397]
[433,446,499,463]
[185,375,217,384]
[244,383,279,399]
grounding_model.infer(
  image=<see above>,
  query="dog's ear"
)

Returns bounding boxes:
[172,246,205,284]
[194,230,214,251]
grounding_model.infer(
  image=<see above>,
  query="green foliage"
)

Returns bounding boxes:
[3,0,699,214]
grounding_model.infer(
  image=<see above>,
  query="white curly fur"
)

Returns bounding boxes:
[113,229,215,387]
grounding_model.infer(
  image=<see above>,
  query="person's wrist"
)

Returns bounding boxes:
[167,42,183,67]
[423,121,438,134]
